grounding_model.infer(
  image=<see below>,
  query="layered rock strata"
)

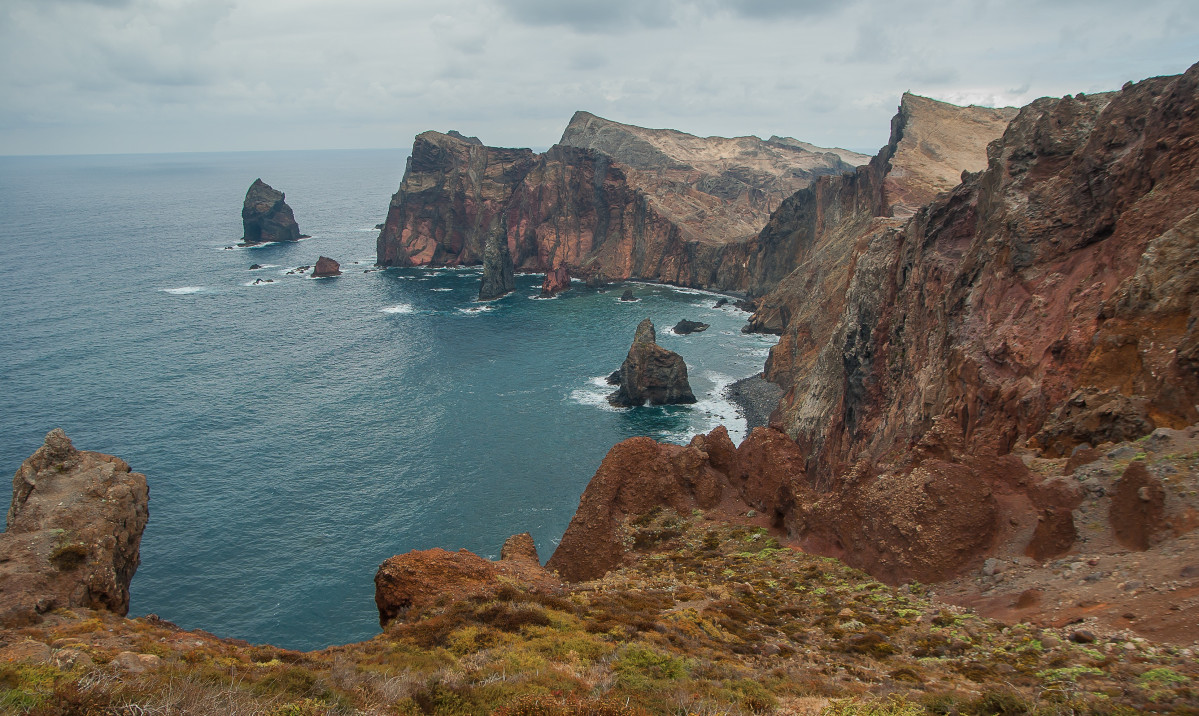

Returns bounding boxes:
[376,113,867,290]
[608,319,696,407]
[1,430,149,626]
[760,64,1199,485]
[241,179,303,244]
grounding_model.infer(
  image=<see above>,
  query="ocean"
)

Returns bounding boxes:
[0,149,777,650]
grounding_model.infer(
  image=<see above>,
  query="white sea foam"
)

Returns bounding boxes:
[568,376,620,412]
[430,288,454,292]
[243,280,278,287]
[161,286,205,295]
[456,305,495,315]
[380,303,416,314]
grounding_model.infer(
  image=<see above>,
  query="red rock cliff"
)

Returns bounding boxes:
[765,64,1199,483]
[376,113,867,290]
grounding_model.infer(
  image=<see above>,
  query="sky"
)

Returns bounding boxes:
[1,0,1196,156]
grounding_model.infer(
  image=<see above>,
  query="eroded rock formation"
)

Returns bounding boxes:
[312,256,341,277]
[478,215,515,301]
[539,266,570,298]
[1,430,149,626]
[376,113,867,290]
[608,319,696,407]
[241,179,303,245]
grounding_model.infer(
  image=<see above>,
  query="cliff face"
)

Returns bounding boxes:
[766,65,1199,484]
[744,94,1017,337]
[1,430,148,626]
[376,113,868,290]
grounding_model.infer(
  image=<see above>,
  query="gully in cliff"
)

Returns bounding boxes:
[608,318,696,407]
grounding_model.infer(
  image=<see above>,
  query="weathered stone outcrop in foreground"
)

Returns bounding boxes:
[241,178,303,245]
[375,533,559,627]
[608,319,695,407]
[0,430,148,627]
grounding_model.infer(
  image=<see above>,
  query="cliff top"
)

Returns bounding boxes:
[883,93,1019,215]
[560,109,870,174]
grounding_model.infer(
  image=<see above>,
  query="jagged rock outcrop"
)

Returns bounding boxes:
[608,319,696,407]
[539,266,570,298]
[673,319,708,335]
[312,256,341,277]
[241,179,303,244]
[478,215,515,300]
[375,536,560,627]
[762,64,1199,485]
[376,113,867,291]
[546,426,1060,584]
[0,430,148,626]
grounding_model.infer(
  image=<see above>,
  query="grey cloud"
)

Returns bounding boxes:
[492,0,679,32]
[712,0,855,19]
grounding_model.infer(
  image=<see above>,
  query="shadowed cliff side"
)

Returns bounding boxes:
[762,64,1199,486]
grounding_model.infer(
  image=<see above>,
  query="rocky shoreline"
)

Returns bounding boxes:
[724,373,782,430]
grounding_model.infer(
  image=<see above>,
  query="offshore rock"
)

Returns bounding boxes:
[0,430,148,627]
[312,256,341,278]
[241,179,303,244]
[376,113,867,290]
[539,266,570,298]
[608,319,696,407]
[672,319,709,335]
[478,215,515,301]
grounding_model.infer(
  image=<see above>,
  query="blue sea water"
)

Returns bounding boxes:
[0,150,776,650]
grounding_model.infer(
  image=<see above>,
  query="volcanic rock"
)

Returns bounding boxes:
[478,215,515,301]
[376,114,866,289]
[241,179,303,245]
[500,532,539,563]
[1110,461,1166,551]
[619,289,636,302]
[374,548,498,627]
[0,430,148,627]
[672,319,709,335]
[608,319,696,407]
[312,256,341,278]
[757,64,1199,486]
[539,266,570,298]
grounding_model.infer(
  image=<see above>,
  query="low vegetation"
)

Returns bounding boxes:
[2,511,1196,715]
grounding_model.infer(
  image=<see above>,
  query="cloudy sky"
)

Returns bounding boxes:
[1,0,1195,156]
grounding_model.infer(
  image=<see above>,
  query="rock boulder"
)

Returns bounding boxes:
[312,256,341,278]
[478,215,515,301]
[0,430,149,626]
[539,267,570,298]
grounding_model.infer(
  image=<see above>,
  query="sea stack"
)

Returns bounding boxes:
[478,215,515,301]
[539,266,570,298]
[312,256,341,277]
[241,178,303,245]
[0,430,149,626]
[608,319,696,407]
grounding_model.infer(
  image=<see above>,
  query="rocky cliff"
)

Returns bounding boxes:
[241,178,303,244]
[1,430,148,626]
[376,113,867,291]
[760,65,1199,487]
